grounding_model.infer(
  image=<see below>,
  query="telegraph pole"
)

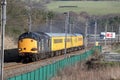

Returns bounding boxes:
[28,10,32,32]
[85,20,88,51]
[50,19,52,33]
[1,0,7,80]
[72,22,74,33]
[105,22,107,47]
[64,12,69,57]
[27,0,32,32]
[118,26,120,42]
[94,20,97,45]
[69,23,72,34]
[111,25,113,49]
[46,12,48,27]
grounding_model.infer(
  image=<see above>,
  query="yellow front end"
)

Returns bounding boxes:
[18,38,38,54]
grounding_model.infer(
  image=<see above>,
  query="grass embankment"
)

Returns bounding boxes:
[51,62,120,80]
[0,34,16,49]
[51,49,120,80]
[47,1,120,15]
[111,43,120,53]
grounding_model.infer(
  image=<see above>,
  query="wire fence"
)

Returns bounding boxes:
[7,46,102,80]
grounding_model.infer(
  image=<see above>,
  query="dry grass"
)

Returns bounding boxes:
[0,34,16,49]
[51,62,120,80]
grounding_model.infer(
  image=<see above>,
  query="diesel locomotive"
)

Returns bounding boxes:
[18,32,84,62]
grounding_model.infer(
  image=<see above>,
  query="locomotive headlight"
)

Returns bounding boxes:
[18,48,22,51]
[31,48,37,51]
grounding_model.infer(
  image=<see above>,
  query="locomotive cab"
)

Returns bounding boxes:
[18,32,51,62]
[18,32,39,55]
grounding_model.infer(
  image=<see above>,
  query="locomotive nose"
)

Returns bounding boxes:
[18,38,38,53]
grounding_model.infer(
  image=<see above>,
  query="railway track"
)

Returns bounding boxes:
[4,63,25,70]
[4,49,86,79]
[4,49,85,69]
[4,44,96,71]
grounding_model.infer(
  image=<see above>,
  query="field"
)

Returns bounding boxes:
[47,1,120,15]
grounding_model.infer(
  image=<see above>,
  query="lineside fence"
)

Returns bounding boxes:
[7,46,102,80]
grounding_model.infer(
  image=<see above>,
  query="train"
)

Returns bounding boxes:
[18,32,84,62]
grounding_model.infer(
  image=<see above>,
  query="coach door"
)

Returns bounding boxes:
[41,39,44,53]
[45,39,50,52]
[38,38,41,53]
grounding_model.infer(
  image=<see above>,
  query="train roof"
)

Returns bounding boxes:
[75,33,83,36]
[45,33,83,37]
[19,32,83,39]
[19,32,50,40]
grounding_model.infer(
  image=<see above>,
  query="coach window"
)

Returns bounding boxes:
[54,39,62,43]
[67,38,71,42]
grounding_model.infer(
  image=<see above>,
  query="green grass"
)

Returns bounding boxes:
[114,49,120,53]
[47,1,120,15]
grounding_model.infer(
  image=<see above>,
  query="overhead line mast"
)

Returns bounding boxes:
[1,0,7,80]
